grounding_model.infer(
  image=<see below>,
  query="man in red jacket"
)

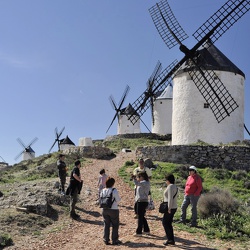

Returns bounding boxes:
[179,166,203,227]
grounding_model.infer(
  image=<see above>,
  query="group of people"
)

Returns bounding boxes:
[56,155,203,246]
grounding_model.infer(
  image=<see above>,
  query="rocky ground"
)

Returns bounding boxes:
[1,151,249,250]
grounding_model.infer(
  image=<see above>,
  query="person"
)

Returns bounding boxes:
[179,165,203,227]
[132,158,152,217]
[67,160,83,219]
[133,158,152,179]
[57,154,67,194]
[162,174,178,246]
[101,177,121,246]
[133,172,150,236]
[97,168,108,198]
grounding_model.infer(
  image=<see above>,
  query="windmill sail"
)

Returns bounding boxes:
[145,0,249,123]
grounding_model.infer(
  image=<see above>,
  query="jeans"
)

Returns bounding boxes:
[181,194,200,225]
[70,188,78,215]
[59,172,66,192]
[162,208,177,242]
[135,201,150,234]
[102,209,119,243]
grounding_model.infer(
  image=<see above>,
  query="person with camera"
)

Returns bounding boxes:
[162,174,178,246]
[132,172,150,236]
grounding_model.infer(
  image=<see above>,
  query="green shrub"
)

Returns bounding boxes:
[0,233,13,247]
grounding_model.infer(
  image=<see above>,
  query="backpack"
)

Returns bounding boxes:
[99,188,115,208]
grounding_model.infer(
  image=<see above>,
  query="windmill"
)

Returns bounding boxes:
[139,60,164,127]
[48,127,65,153]
[106,85,144,134]
[15,137,38,161]
[128,0,249,128]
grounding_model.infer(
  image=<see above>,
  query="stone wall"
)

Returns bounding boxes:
[136,145,250,171]
[63,146,114,159]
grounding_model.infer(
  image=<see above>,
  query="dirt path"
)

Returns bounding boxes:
[5,152,245,250]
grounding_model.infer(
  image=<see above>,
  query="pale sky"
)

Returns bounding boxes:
[0,0,249,165]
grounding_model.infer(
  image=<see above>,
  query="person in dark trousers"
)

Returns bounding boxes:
[179,166,203,227]
[162,174,178,246]
[100,177,121,245]
[133,172,150,236]
[67,160,82,219]
[57,154,67,194]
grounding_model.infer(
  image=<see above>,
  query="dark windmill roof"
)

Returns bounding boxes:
[60,135,75,145]
[175,40,245,78]
[120,103,139,116]
[25,146,35,153]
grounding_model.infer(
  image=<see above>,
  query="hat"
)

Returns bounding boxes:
[189,166,197,171]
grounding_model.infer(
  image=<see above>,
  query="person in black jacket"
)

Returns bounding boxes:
[67,160,82,219]
[57,154,67,194]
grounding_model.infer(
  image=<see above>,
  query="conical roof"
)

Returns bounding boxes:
[121,103,139,116]
[156,83,173,100]
[60,135,75,145]
[175,40,245,77]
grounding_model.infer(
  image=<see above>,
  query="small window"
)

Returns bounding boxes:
[204,103,209,108]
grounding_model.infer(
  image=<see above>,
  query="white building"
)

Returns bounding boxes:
[152,83,173,135]
[60,135,75,150]
[172,41,245,145]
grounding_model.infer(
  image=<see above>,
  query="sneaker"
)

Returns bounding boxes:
[143,232,150,235]
[134,233,142,237]
[134,214,138,219]
[112,240,122,245]
[190,223,197,227]
[163,240,175,246]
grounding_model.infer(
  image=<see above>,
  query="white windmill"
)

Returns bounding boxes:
[172,41,245,144]
[15,137,38,161]
[106,85,141,135]
[152,83,173,135]
[127,0,249,145]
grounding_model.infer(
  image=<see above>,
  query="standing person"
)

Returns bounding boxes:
[97,168,108,198]
[179,165,203,227]
[101,177,121,245]
[133,172,150,236]
[162,174,178,246]
[133,158,152,218]
[67,160,83,219]
[133,158,152,179]
[57,154,67,195]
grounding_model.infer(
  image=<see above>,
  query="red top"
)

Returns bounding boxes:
[184,174,203,196]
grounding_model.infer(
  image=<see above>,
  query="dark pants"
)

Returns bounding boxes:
[162,208,177,242]
[135,201,149,234]
[102,209,119,243]
[70,187,78,215]
[59,171,66,192]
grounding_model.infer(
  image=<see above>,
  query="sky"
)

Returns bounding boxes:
[0,0,249,165]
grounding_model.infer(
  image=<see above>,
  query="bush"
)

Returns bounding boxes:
[198,187,239,219]
[0,233,13,247]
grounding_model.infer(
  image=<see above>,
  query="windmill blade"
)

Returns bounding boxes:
[15,150,25,161]
[16,138,27,149]
[244,124,250,137]
[106,85,130,133]
[27,137,38,147]
[106,112,119,133]
[48,140,57,153]
[148,0,248,122]
[128,59,179,125]
[149,0,188,49]
[117,85,130,110]
[188,57,238,123]
[150,96,155,125]
[149,61,162,82]
[109,95,118,110]
[57,126,65,139]
[193,0,250,44]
